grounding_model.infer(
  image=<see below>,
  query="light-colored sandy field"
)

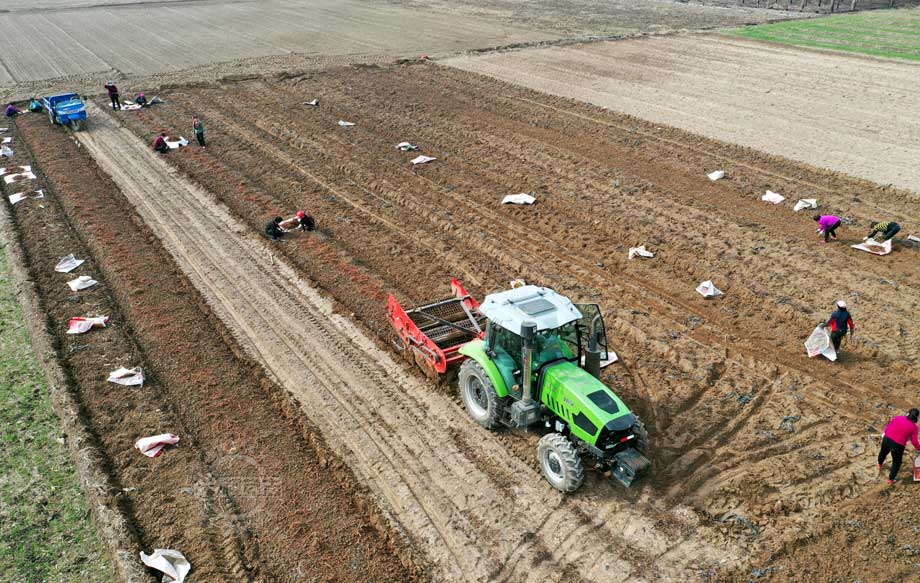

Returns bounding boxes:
[0,0,551,87]
[446,34,920,193]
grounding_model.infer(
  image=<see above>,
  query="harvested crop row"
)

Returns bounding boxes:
[10,114,421,583]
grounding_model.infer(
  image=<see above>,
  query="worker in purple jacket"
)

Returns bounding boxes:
[813,214,842,244]
[104,82,121,110]
[878,408,920,485]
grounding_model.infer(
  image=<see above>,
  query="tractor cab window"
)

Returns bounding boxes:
[533,325,577,367]
[488,323,522,391]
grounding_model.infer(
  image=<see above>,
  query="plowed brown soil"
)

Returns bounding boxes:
[6,114,420,582]
[111,62,920,582]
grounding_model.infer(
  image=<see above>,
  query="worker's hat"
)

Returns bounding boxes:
[296,210,306,219]
[836,300,847,309]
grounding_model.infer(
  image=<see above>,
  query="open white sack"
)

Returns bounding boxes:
[166,137,188,149]
[3,165,36,184]
[762,190,785,204]
[805,325,837,361]
[2,137,11,144]
[67,316,109,334]
[0,145,12,157]
[304,98,319,106]
[793,198,818,212]
[696,280,723,298]
[396,142,418,151]
[851,238,892,256]
[628,245,655,259]
[8,189,42,205]
[135,433,180,458]
[108,367,145,386]
[707,170,725,181]
[502,193,536,205]
[908,234,920,243]
[55,254,85,273]
[140,549,191,583]
[120,103,143,111]
[410,155,436,165]
[337,120,355,127]
[67,275,98,291]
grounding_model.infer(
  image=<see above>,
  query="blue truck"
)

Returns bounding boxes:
[42,92,87,131]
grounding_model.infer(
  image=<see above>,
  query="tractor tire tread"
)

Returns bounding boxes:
[537,433,584,493]
[458,360,503,429]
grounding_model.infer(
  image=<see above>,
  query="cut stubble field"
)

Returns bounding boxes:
[100,62,920,582]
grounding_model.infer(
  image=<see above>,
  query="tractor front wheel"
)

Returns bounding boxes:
[458,360,503,429]
[537,433,584,493]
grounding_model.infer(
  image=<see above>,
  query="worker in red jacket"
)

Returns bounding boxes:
[820,300,855,356]
[878,408,920,485]
[152,133,168,154]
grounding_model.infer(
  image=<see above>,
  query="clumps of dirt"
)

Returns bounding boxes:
[12,115,425,582]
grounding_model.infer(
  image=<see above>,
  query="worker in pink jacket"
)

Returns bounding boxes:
[813,214,842,244]
[877,408,920,485]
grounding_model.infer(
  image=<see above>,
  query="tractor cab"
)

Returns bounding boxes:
[478,284,611,401]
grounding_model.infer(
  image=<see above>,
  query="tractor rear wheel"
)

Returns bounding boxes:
[458,360,503,429]
[537,433,584,493]
[633,417,649,454]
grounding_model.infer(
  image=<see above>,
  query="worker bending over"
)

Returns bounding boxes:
[813,214,841,244]
[878,408,920,485]
[5,103,21,117]
[279,210,316,232]
[135,93,148,107]
[865,221,900,243]
[820,300,854,357]
[152,133,169,154]
[28,98,42,113]
[265,217,285,241]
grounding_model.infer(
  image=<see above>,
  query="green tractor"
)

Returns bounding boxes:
[388,280,650,492]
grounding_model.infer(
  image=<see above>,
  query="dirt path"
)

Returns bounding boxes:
[445,34,920,193]
[76,101,732,582]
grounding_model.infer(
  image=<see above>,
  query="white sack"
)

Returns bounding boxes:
[410,155,436,165]
[907,235,919,243]
[793,198,818,212]
[502,193,536,205]
[3,166,36,184]
[0,128,7,133]
[0,145,13,157]
[1,137,11,144]
[67,316,109,334]
[628,245,655,259]
[55,254,85,273]
[108,367,145,386]
[304,99,319,106]
[805,325,837,361]
[120,103,142,111]
[135,433,180,458]
[166,137,188,149]
[67,275,98,291]
[762,190,785,204]
[396,142,418,151]
[337,120,355,127]
[140,549,191,583]
[707,170,725,181]
[851,238,892,256]
[696,280,723,298]
[8,192,27,205]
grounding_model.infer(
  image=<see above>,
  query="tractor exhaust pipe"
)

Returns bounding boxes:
[521,321,537,405]
[584,315,602,380]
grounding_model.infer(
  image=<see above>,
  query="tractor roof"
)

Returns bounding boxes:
[479,285,582,335]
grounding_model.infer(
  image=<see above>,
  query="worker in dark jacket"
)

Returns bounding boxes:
[28,97,42,112]
[296,210,315,231]
[878,408,920,485]
[152,133,168,154]
[105,82,121,110]
[820,300,854,356]
[865,221,901,243]
[135,92,148,107]
[265,217,285,241]
[192,116,205,148]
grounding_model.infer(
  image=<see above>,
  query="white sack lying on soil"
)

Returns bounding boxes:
[762,190,785,204]
[55,254,85,273]
[696,280,723,298]
[140,549,191,583]
[67,275,98,291]
[707,170,724,181]
[502,193,536,205]
[135,433,180,458]
[851,239,892,256]
[793,198,818,212]
[628,245,655,259]
[166,137,188,149]
[67,316,109,334]
[411,155,436,165]
[337,120,355,127]
[108,367,145,386]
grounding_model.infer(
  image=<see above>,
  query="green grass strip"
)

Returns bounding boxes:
[0,249,112,582]
[728,8,920,61]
